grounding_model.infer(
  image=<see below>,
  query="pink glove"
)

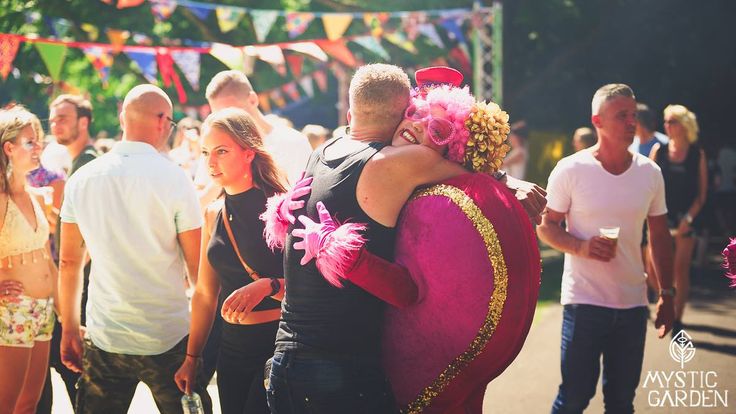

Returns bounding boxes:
[260,172,313,250]
[292,202,366,287]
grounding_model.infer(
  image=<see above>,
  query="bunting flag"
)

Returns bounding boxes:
[117,0,145,9]
[0,34,21,81]
[35,43,68,80]
[216,6,246,33]
[186,4,212,21]
[282,82,300,101]
[257,93,271,113]
[151,0,178,22]
[82,46,114,85]
[286,12,315,39]
[125,50,158,83]
[81,23,100,41]
[417,23,444,48]
[250,10,278,43]
[255,45,286,76]
[402,12,427,41]
[298,76,314,98]
[209,42,244,71]
[353,36,389,61]
[315,40,357,67]
[156,49,187,103]
[312,70,328,92]
[322,13,353,41]
[270,89,286,108]
[106,29,130,53]
[285,42,327,62]
[384,32,417,54]
[363,13,389,38]
[285,53,304,78]
[440,18,467,45]
[171,50,200,90]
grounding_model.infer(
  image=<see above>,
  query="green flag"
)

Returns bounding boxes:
[35,42,67,80]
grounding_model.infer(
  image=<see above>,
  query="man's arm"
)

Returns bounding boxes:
[647,213,675,338]
[536,208,615,261]
[58,222,87,373]
[177,228,202,287]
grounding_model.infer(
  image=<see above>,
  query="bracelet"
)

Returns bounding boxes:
[268,278,281,296]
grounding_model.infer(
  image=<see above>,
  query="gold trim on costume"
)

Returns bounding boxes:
[403,184,508,414]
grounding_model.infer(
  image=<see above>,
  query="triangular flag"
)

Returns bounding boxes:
[255,45,286,76]
[286,12,315,39]
[384,32,418,54]
[209,43,245,71]
[257,93,271,114]
[0,34,21,81]
[322,14,353,41]
[285,42,327,62]
[363,13,389,38]
[117,0,145,9]
[156,49,187,103]
[270,89,286,108]
[81,23,99,41]
[171,50,200,91]
[126,50,158,83]
[106,29,130,54]
[352,36,389,61]
[186,4,212,21]
[151,0,178,22]
[82,46,114,85]
[250,10,278,43]
[282,83,300,101]
[417,23,445,48]
[315,40,357,67]
[215,6,245,33]
[441,18,467,45]
[298,76,314,98]
[285,54,304,78]
[313,70,328,92]
[35,42,67,81]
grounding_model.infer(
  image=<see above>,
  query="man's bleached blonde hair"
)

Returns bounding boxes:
[349,64,411,131]
[591,83,635,116]
[205,70,254,101]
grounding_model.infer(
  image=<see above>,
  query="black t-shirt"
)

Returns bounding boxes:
[656,143,702,225]
[207,188,283,344]
[276,137,396,357]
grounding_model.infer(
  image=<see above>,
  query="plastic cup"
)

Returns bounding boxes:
[599,226,620,240]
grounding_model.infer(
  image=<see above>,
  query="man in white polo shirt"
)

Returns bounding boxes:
[537,84,675,414]
[58,85,211,413]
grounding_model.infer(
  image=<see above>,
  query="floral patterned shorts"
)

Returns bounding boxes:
[0,295,55,348]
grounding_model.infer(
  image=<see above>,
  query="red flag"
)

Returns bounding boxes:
[285,54,304,78]
[0,34,21,81]
[156,48,187,104]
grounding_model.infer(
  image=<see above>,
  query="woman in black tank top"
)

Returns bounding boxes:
[652,104,707,336]
[174,108,288,414]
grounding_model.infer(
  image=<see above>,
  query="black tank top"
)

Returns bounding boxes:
[655,143,701,224]
[276,137,395,357]
[207,189,283,344]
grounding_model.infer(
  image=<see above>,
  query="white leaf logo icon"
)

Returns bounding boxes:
[669,330,695,369]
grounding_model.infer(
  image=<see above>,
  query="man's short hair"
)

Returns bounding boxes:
[50,94,93,123]
[636,103,657,131]
[591,84,635,116]
[205,70,254,101]
[349,64,411,129]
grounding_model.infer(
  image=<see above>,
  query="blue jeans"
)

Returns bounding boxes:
[266,350,398,414]
[551,304,648,414]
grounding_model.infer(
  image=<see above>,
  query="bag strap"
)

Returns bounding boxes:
[222,203,261,281]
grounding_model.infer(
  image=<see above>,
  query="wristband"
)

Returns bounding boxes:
[268,278,281,296]
[659,287,677,297]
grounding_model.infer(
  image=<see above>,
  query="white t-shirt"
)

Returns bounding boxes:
[61,141,203,355]
[546,149,667,308]
[263,125,312,185]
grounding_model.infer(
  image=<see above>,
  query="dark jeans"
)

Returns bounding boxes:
[266,350,398,414]
[36,320,80,414]
[76,336,212,414]
[551,304,648,414]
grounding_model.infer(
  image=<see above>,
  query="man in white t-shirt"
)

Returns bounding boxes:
[537,84,675,414]
[58,85,211,413]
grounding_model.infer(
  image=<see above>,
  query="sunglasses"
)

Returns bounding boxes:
[404,104,456,146]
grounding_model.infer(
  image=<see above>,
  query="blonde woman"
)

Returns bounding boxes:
[175,108,291,414]
[0,106,57,413]
[650,104,707,336]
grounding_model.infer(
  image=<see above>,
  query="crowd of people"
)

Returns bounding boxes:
[0,61,729,414]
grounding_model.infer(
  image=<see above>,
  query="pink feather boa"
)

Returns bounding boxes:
[723,237,736,288]
[316,222,367,288]
[260,192,291,251]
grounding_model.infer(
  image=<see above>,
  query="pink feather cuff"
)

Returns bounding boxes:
[316,222,367,288]
[260,192,291,251]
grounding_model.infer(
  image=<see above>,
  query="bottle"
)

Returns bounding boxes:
[181,392,204,414]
